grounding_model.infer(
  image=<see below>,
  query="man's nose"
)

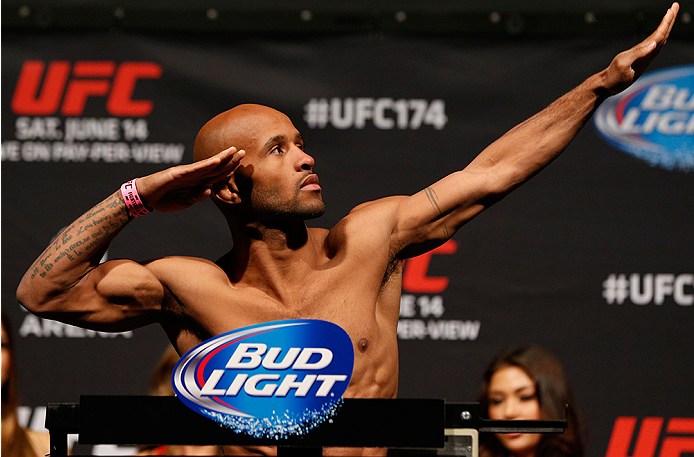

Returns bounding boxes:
[296,147,315,171]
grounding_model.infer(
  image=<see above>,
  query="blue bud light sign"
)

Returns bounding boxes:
[172,319,354,439]
[594,65,694,172]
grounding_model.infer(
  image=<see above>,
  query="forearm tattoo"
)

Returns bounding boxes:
[424,187,450,239]
[28,191,130,280]
[424,187,442,215]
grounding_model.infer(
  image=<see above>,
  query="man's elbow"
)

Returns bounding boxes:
[16,275,67,317]
[16,279,46,316]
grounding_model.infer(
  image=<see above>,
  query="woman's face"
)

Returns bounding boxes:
[487,365,543,457]
[1,324,10,387]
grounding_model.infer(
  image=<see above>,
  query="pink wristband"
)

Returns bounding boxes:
[120,179,152,218]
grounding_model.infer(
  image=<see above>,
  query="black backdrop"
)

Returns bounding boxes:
[2,7,693,456]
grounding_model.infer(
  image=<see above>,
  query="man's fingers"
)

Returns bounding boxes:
[650,2,679,47]
[665,3,679,38]
[207,147,246,173]
[206,148,246,180]
[178,147,245,181]
[195,146,241,170]
[184,150,246,190]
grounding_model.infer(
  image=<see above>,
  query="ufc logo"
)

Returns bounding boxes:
[11,61,162,116]
[402,239,457,293]
[606,417,694,457]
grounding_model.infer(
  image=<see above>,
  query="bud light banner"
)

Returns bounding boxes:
[172,320,354,439]
[594,65,694,171]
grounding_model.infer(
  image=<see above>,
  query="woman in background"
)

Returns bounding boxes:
[2,313,51,457]
[478,345,584,457]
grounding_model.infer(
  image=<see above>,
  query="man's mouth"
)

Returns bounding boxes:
[300,174,321,191]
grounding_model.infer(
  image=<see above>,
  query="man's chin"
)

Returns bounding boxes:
[256,203,325,223]
[294,197,325,220]
[302,205,325,220]
[303,211,324,221]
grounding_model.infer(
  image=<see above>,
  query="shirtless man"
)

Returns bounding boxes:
[16,4,678,455]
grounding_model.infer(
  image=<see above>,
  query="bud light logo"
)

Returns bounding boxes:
[172,320,354,439]
[594,65,694,172]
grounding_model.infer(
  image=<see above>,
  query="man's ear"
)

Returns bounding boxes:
[212,176,242,205]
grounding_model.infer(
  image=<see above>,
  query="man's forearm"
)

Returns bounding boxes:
[469,72,607,193]
[17,190,131,307]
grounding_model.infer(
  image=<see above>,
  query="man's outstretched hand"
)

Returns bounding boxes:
[601,2,679,96]
[135,146,245,213]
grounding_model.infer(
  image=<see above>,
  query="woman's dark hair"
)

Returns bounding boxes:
[478,345,585,457]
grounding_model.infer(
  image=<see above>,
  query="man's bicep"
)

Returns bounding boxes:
[42,259,164,331]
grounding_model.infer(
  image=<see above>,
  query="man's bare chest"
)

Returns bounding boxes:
[195,283,373,331]
[165,268,389,341]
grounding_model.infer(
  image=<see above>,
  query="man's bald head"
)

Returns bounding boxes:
[193,104,292,162]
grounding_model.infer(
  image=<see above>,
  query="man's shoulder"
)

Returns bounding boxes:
[348,195,406,216]
[323,196,408,247]
[338,195,407,232]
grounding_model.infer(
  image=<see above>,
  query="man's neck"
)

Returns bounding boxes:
[224,219,321,299]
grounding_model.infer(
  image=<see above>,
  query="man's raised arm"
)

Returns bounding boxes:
[16,147,244,332]
[392,3,679,259]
